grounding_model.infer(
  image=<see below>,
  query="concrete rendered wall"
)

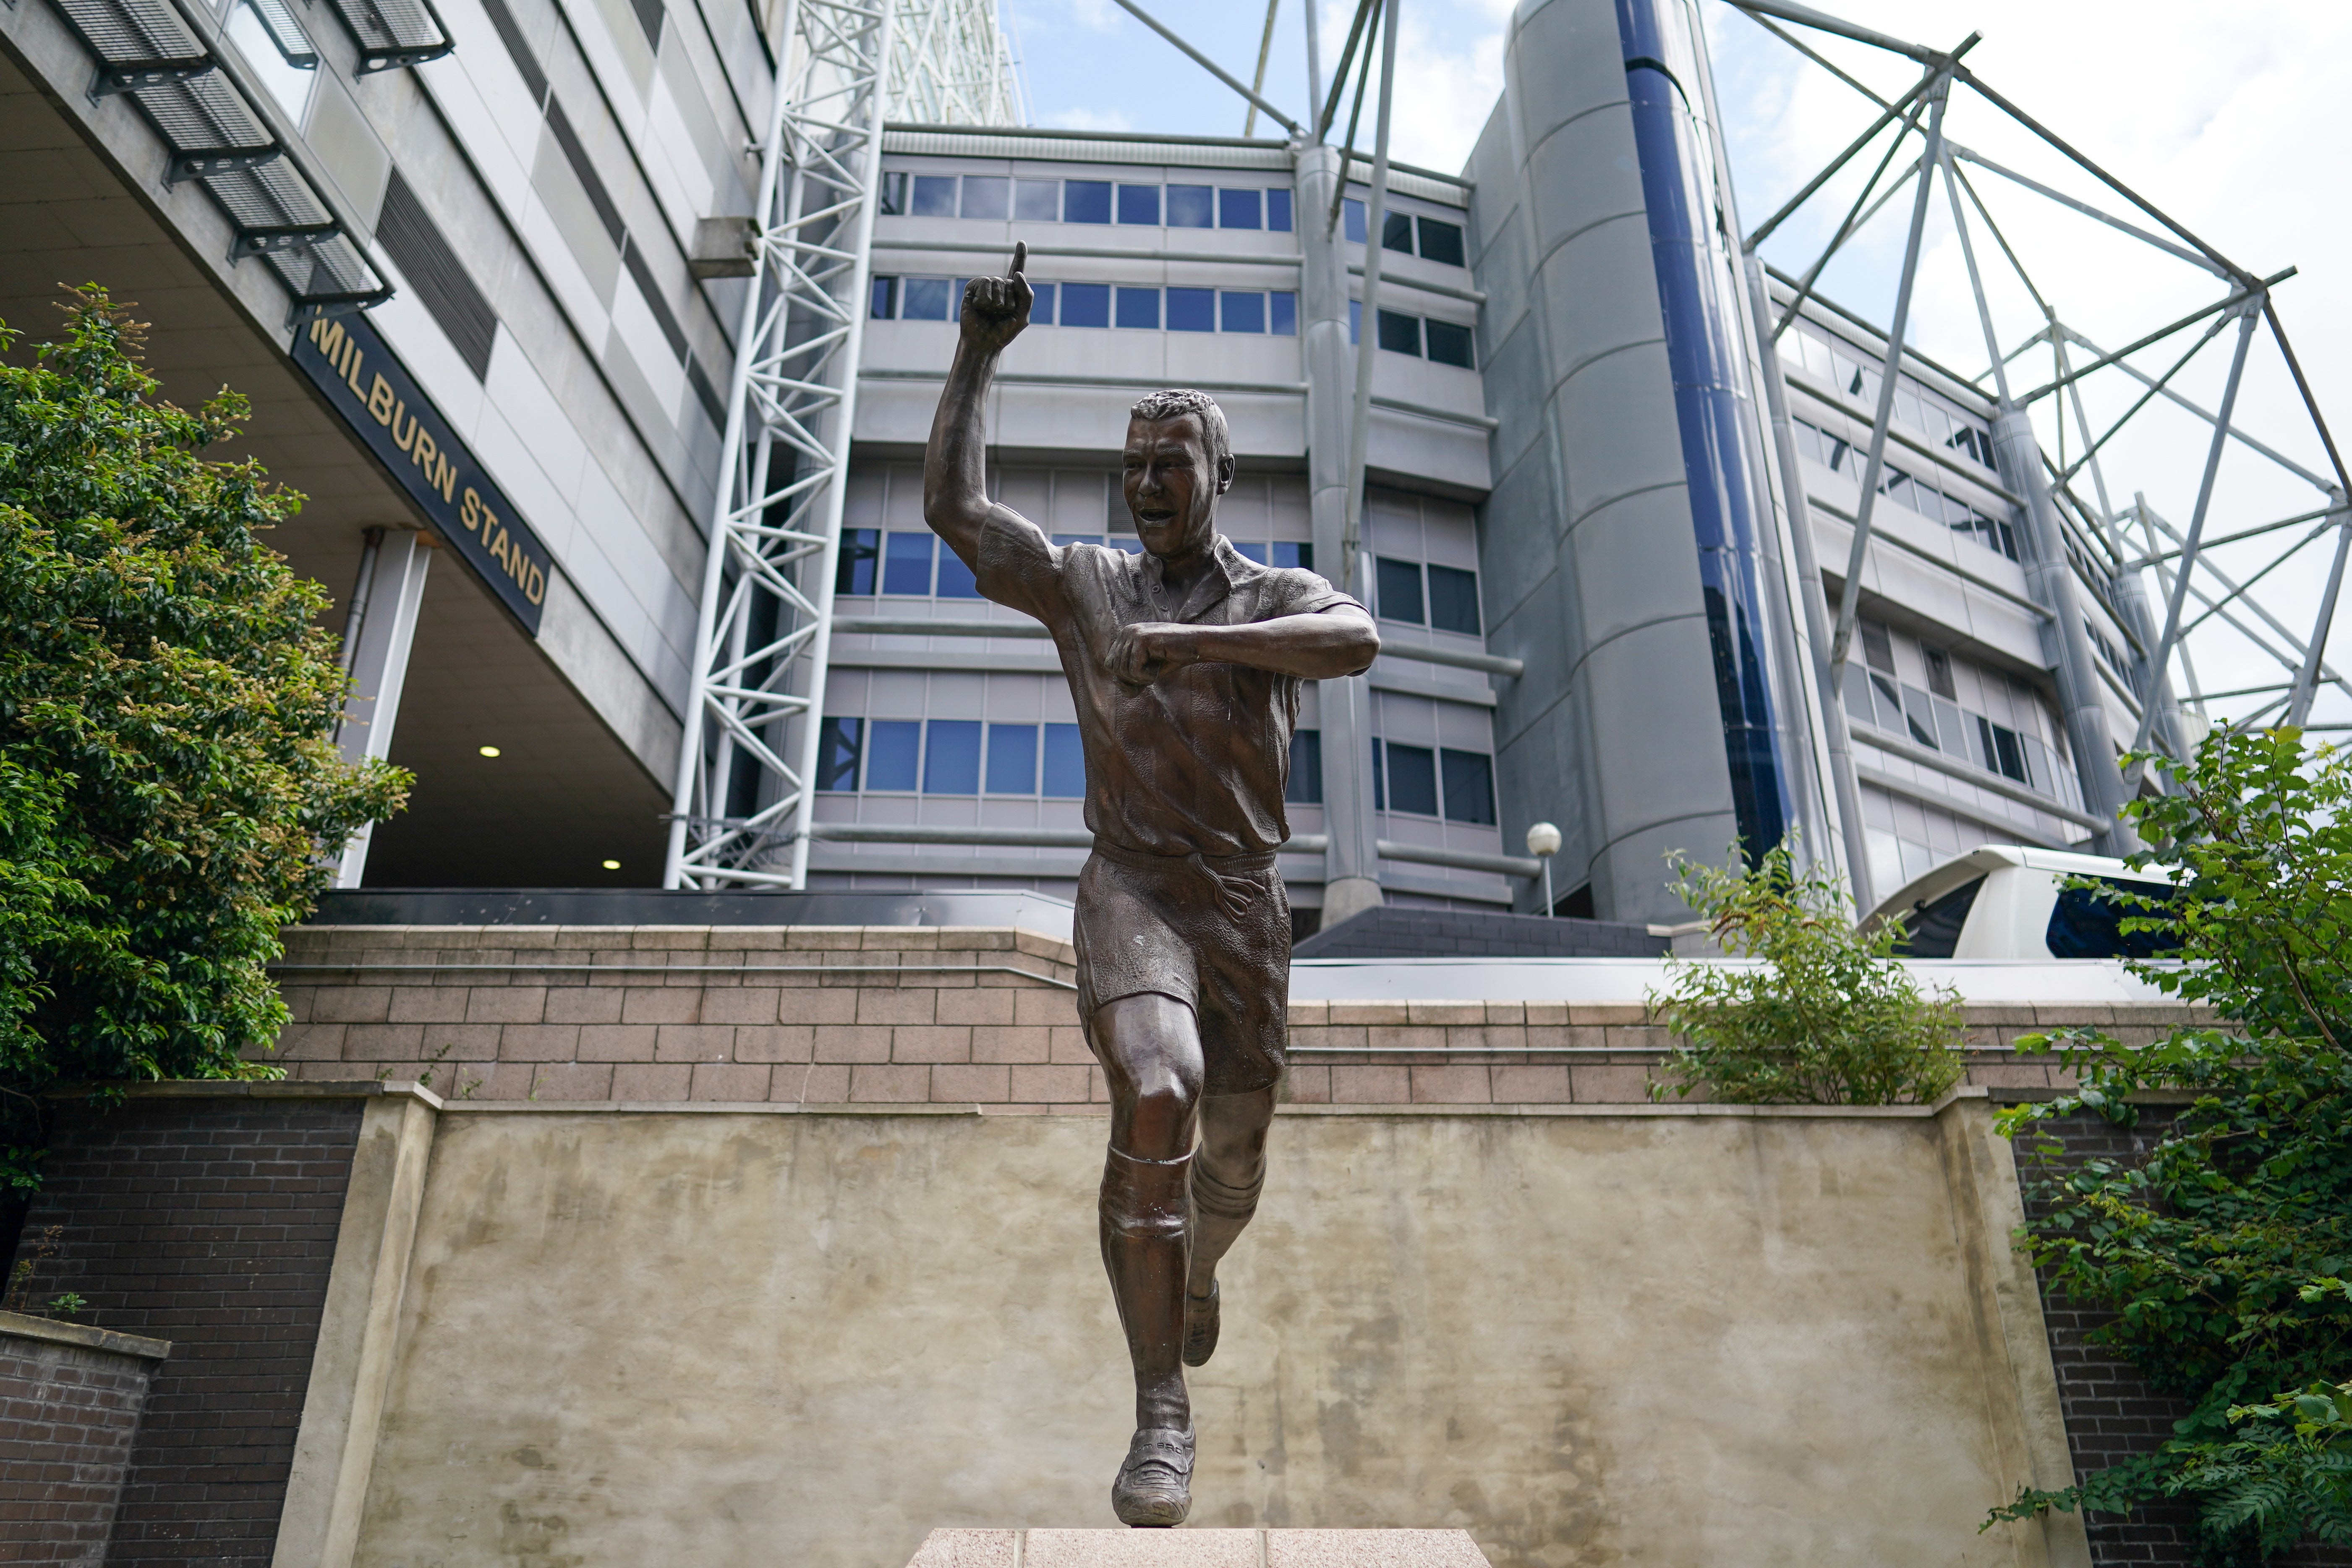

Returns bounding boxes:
[1467,0,1743,925]
[345,1098,2084,1568]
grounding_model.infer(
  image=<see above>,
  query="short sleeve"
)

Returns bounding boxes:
[974,508,1067,625]
[1260,566,1359,622]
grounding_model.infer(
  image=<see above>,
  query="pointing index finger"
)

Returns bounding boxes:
[1011,241,1027,280]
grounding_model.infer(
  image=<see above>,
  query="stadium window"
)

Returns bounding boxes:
[882,532,934,594]
[911,175,957,216]
[1343,197,1365,243]
[1375,556,1424,624]
[865,720,921,790]
[1043,723,1086,797]
[985,723,1038,794]
[1029,282,1057,323]
[1369,735,1383,810]
[1220,291,1265,334]
[1286,729,1323,804]
[878,172,907,214]
[1416,216,1466,267]
[1348,299,1360,344]
[901,277,952,321]
[815,717,862,791]
[1270,541,1313,571]
[1218,188,1261,229]
[1166,184,1213,227]
[1440,748,1495,825]
[1232,542,1267,563]
[1053,533,1104,548]
[1424,319,1474,368]
[1014,179,1059,220]
[1860,620,1895,674]
[1266,189,1292,230]
[1427,564,1480,634]
[960,176,1009,219]
[1116,287,1160,329]
[1116,183,1160,225]
[869,276,898,319]
[1061,282,1110,327]
[924,719,982,794]
[1376,308,1422,356]
[1064,180,1112,224]
[1382,211,1414,253]
[1385,742,1439,816]
[836,528,879,594]
[1166,287,1214,332]
[1270,292,1297,335]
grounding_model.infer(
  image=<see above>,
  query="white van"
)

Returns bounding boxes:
[1863,845,2182,959]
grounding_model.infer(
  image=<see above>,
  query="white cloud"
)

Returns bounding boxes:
[1314,0,1513,173]
[1043,105,1137,131]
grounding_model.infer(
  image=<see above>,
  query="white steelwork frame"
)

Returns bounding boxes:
[887,0,1024,126]
[1725,0,2352,886]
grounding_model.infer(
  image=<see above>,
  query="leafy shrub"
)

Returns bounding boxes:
[1989,729,2352,1561]
[0,290,408,1191]
[1649,838,1966,1105]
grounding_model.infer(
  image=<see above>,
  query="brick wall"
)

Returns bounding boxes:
[2015,1107,2351,1568]
[0,1316,165,1565]
[267,923,2198,1110]
[10,1095,363,1567]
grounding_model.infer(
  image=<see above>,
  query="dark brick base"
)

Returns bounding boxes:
[10,1095,363,1567]
[0,1326,158,1565]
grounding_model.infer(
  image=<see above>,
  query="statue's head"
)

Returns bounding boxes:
[1122,389,1235,560]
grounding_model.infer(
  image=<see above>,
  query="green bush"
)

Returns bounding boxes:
[1648,838,1966,1105]
[1989,729,2352,1561]
[0,290,408,1189]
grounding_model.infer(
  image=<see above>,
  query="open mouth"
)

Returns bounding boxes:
[1134,507,1177,527]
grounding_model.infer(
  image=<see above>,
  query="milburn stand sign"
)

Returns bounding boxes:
[293,311,550,635]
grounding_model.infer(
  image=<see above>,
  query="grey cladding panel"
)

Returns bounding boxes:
[378,170,499,379]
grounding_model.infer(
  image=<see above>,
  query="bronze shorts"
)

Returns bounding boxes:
[1073,841,1292,1096]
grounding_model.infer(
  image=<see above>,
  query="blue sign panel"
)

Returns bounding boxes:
[292,311,550,635]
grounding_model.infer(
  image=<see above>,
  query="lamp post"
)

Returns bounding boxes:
[1526,821,1562,916]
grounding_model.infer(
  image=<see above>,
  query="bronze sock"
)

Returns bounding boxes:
[1186,1157,1263,1296]
[1099,1145,1194,1416]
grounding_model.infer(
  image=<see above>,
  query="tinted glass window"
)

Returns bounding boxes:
[882,532,933,594]
[1029,282,1056,324]
[2046,877,2181,959]
[1218,188,1261,229]
[1385,742,1438,816]
[1064,180,1112,224]
[1043,723,1086,797]
[1166,287,1214,332]
[1116,287,1160,329]
[924,719,981,793]
[1382,211,1414,253]
[1271,541,1312,571]
[1376,308,1422,355]
[1891,875,1982,958]
[869,277,897,319]
[911,175,957,216]
[1166,184,1213,227]
[1220,291,1265,333]
[901,277,952,320]
[1270,291,1297,335]
[935,546,980,598]
[1440,748,1494,825]
[1424,319,1474,368]
[835,528,878,594]
[1231,542,1268,563]
[1416,216,1465,266]
[1014,178,1059,220]
[959,176,1008,219]
[1266,189,1292,231]
[865,720,921,790]
[1343,198,1365,243]
[1061,282,1110,327]
[1427,564,1480,634]
[1116,184,1160,225]
[985,723,1037,793]
[1375,557,1424,623]
[1286,729,1322,804]
[815,717,861,791]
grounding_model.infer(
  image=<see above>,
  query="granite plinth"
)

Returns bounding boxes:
[905,1529,1492,1567]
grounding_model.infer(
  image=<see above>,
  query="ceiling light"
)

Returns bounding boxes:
[478,745,501,758]
[601,860,620,870]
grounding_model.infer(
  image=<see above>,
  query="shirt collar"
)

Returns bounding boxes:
[1140,535,1248,622]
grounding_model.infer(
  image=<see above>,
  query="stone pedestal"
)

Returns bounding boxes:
[906,1529,1492,1567]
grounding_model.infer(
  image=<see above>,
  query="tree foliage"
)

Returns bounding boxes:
[1649,838,1967,1105]
[0,290,408,1183]
[1989,729,2352,1562]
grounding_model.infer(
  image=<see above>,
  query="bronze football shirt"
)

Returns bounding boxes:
[972,515,1358,858]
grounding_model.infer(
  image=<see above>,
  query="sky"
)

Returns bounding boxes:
[1004,0,2352,732]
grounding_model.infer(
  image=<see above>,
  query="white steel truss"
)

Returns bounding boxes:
[664,0,1023,890]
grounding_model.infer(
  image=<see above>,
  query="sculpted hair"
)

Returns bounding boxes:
[1129,389,1231,473]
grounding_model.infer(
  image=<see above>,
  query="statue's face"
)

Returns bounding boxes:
[1121,413,1231,559]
